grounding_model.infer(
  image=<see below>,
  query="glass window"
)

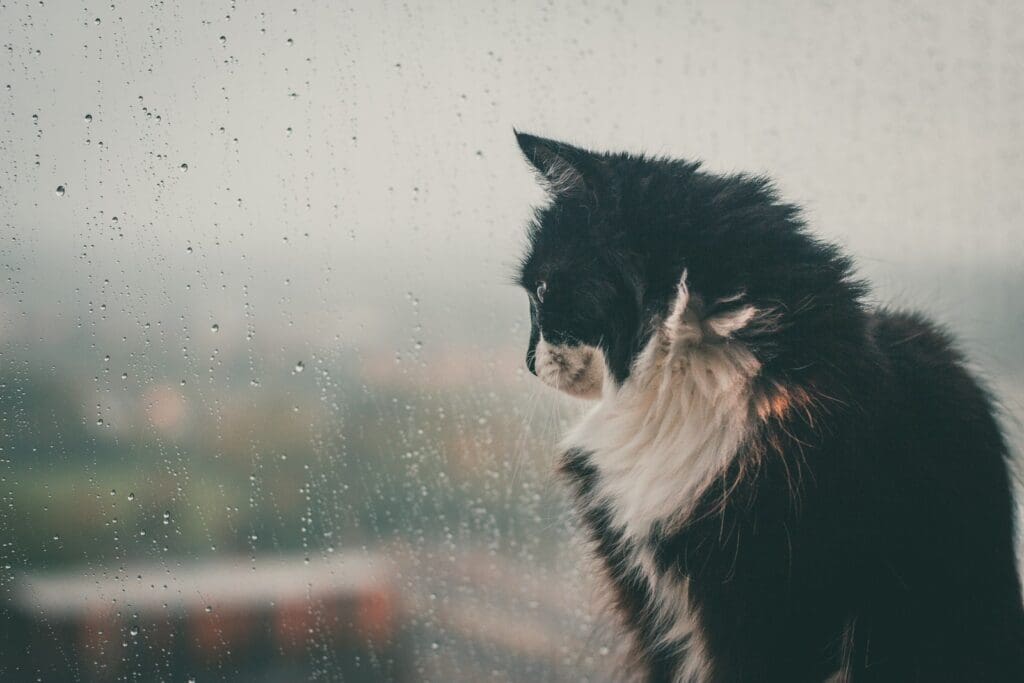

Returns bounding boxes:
[2,2,1021,681]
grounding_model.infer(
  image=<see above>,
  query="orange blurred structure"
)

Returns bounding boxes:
[4,552,408,682]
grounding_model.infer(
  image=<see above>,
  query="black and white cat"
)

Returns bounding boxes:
[514,132,1024,682]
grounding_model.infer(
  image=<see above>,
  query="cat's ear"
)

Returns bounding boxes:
[514,131,599,198]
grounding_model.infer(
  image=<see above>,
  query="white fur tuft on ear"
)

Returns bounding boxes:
[541,156,585,196]
[664,272,761,342]
[664,269,702,347]
[514,131,592,197]
[706,305,758,338]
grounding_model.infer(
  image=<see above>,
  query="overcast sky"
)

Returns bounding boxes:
[2,0,1022,371]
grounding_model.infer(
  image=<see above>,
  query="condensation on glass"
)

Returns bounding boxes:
[1,1,1022,681]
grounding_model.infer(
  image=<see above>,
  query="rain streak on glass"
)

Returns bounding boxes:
[1,2,1022,683]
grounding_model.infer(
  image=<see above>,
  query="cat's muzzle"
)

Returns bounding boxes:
[533,336,605,400]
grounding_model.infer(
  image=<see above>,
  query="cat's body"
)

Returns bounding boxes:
[514,132,1024,682]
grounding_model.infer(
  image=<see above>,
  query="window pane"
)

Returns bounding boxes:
[2,2,1021,681]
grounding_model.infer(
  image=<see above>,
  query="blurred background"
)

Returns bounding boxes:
[1,1,1022,681]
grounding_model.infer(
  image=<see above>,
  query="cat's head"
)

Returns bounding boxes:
[514,131,865,400]
[514,131,673,399]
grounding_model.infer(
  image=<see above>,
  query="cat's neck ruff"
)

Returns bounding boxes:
[561,285,761,545]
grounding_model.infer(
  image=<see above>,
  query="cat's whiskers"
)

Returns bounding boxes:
[507,380,544,493]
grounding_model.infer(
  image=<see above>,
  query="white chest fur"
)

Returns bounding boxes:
[562,280,760,547]
[558,278,762,679]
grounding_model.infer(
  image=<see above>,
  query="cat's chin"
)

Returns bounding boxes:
[534,338,605,400]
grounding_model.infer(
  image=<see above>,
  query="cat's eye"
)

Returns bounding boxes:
[536,280,548,303]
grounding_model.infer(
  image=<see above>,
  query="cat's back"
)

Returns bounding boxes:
[866,307,1004,449]
[858,307,1024,674]
[864,307,1013,512]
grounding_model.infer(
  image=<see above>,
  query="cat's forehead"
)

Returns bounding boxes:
[520,203,603,274]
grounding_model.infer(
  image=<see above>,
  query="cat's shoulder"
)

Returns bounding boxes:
[867,307,965,367]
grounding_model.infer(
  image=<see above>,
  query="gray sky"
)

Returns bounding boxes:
[2,0,1022,368]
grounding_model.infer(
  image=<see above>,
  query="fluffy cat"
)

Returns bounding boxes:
[514,131,1024,682]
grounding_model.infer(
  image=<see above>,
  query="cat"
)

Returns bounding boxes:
[514,131,1024,682]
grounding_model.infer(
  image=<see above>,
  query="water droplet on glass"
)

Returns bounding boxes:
[211,323,219,333]
[55,185,66,197]
[128,492,135,501]
[129,626,139,637]
[84,113,93,123]
[294,361,304,373]
[180,163,188,172]
[219,35,227,45]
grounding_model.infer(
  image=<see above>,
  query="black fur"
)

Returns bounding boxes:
[515,132,1024,682]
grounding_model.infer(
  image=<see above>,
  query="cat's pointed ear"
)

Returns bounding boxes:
[514,130,599,198]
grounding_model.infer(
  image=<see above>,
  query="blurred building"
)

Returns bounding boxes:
[3,552,408,682]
